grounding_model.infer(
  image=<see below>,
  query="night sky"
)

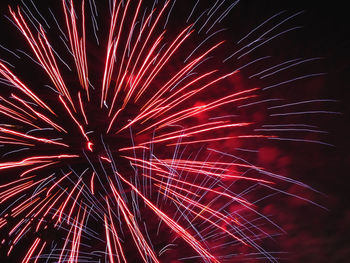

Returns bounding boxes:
[0,1,349,262]
[227,2,350,261]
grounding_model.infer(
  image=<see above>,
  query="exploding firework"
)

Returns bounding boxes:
[0,0,334,262]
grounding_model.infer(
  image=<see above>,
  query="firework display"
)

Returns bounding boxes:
[0,0,337,262]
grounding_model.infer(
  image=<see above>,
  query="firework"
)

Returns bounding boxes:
[0,0,333,262]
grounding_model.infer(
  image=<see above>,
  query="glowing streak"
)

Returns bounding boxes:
[120,33,165,108]
[165,190,246,244]
[109,181,159,263]
[100,156,111,163]
[166,135,274,146]
[114,2,170,109]
[32,194,59,231]
[33,242,46,263]
[12,194,42,217]
[114,173,220,263]
[124,156,273,184]
[106,198,127,263]
[67,185,84,224]
[0,178,47,204]
[148,70,215,112]
[0,127,69,147]
[9,218,25,237]
[87,141,93,152]
[57,178,82,222]
[12,94,67,132]
[133,26,194,104]
[20,161,58,177]
[36,190,66,231]
[0,95,37,119]
[135,90,257,136]
[78,92,89,125]
[144,173,251,206]
[0,182,32,204]
[0,175,35,189]
[90,172,95,194]
[69,205,86,263]
[58,217,76,263]
[0,62,54,114]
[104,214,115,263]
[139,41,225,111]
[156,95,256,130]
[159,158,265,171]
[141,123,251,145]
[111,0,144,108]
[158,185,241,228]
[59,95,89,141]
[139,71,241,124]
[62,0,89,98]
[13,193,54,244]
[22,238,40,263]
[101,0,126,107]
[118,145,149,152]
[0,102,37,128]
[9,7,75,109]
[47,171,72,195]
[0,155,78,171]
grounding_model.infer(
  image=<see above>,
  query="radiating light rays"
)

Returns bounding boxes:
[0,0,330,262]
[58,95,90,142]
[62,0,90,100]
[0,155,77,171]
[9,6,75,110]
[0,127,69,147]
[22,237,42,263]
[0,62,54,114]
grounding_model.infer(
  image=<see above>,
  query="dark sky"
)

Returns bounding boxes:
[236,2,350,262]
[231,2,350,261]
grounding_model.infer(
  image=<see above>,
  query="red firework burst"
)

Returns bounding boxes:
[0,0,335,262]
